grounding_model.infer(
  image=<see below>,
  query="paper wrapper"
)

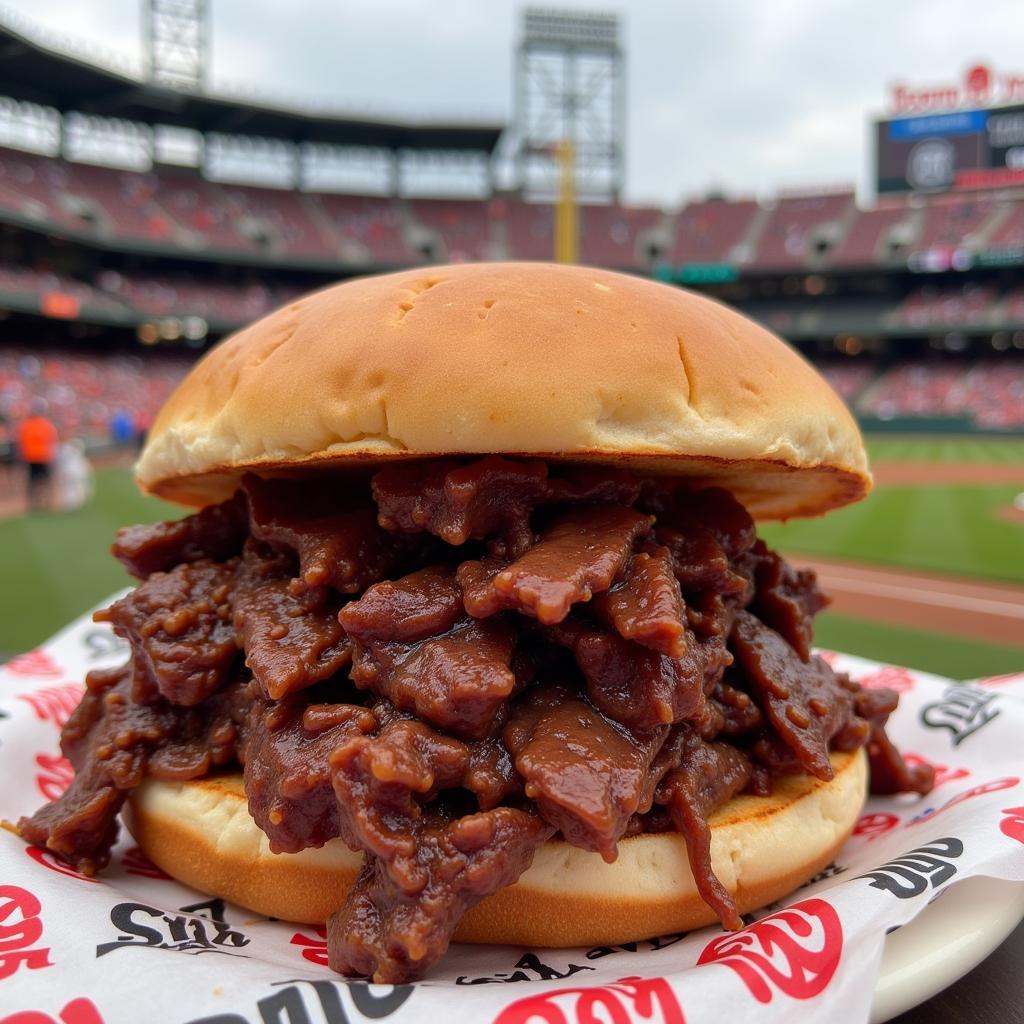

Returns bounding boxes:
[1,601,1023,1024]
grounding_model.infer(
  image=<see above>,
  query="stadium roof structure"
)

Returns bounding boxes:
[0,20,503,154]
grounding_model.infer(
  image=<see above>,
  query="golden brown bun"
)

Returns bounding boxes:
[123,748,865,948]
[136,263,870,519]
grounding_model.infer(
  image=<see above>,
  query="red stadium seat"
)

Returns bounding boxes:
[670,198,760,265]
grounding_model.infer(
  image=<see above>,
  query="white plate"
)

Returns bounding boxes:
[872,875,1024,1022]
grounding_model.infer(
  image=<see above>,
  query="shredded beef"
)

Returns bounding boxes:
[346,615,519,740]
[233,572,350,702]
[328,805,552,983]
[730,610,862,780]
[591,544,687,656]
[505,681,669,860]
[655,731,752,931]
[572,627,717,731]
[458,504,652,623]
[19,456,933,984]
[18,666,245,874]
[854,687,935,795]
[96,560,239,706]
[244,475,404,593]
[112,492,248,580]
[749,542,830,661]
[244,699,375,852]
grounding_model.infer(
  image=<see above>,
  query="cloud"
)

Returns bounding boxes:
[3,0,1024,204]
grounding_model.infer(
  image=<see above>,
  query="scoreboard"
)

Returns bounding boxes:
[875,105,1024,193]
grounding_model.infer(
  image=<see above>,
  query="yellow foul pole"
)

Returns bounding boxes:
[554,140,578,264]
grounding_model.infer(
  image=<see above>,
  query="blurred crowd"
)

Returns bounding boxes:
[817,359,1024,429]
[0,348,189,513]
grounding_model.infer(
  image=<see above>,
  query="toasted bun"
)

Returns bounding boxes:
[123,748,865,948]
[136,263,869,518]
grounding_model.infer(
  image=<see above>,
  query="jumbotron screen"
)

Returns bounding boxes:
[875,104,1024,193]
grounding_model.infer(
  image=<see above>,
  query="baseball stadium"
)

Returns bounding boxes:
[0,4,1021,684]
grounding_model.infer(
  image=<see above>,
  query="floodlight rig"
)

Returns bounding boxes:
[514,7,624,202]
[143,0,208,90]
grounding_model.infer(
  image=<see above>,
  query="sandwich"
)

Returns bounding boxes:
[17,262,934,984]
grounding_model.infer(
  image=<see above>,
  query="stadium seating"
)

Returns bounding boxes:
[752,192,854,269]
[316,193,414,264]
[98,272,301,325]
[155,170,257,252]
[830,202,911,266]
[579,204,661,268]
[0,347,190,439]
[0,149,93,232]
[913,195,995,252]
[985,201,1024,251]
[0,266,126,318]
[5,144,1024,279]
[220,184,339,259]
[857,361,1024,429]
[409,198,491,261]
[501,200,554,261]
[815,363,876,404]
[670,198,759,265]
[891,284,998,329]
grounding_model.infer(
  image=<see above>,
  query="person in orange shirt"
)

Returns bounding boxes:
[16,399,59,511]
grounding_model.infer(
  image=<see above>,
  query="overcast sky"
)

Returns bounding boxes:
[5,0,1024,204]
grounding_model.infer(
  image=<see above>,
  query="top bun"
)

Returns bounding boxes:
[137,262,869,518]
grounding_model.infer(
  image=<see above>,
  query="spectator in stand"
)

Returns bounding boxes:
[134,408,153,452]
[16,399,58,511]
[55,437,94,511]
[0,412,16,497]
[110,407,136,454]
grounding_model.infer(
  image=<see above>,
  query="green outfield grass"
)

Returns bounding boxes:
[759,435,1024,584]
[863,436,1024,463]
[813,612,1021,680]
[0,469,176,654]
[0,438,1021,680]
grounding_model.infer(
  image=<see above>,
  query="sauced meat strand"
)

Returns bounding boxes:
[372,456,644,559]
[233,575,350,701]
[19,456,934,986]
[340,565,464,643]
[112,491,248,580]
[244,700,376,853]
[731,611,864,780]
[749,541,830,661]
[694,679,765,739]
[458,505,652,623]
[854,688,935,795]
[654,730,753,931]
[329,805,552,983]
[327,702,545,981]
[346,615,519,740]
[504,681,669,861]
[373,456,550,556]
[96,560,239,706]
[571,627,721,731]
[591,544,687,657]
[17,667,244,874]
[244,475,404,594]
[331,704,512,861]
[666,487,757,560]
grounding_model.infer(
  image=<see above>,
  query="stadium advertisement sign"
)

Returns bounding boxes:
[654,263,738,284]
[876,102,1024,194]
[888,63,1024,115]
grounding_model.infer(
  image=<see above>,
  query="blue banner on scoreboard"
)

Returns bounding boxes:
[876,102,1024,192]
[887,110,988,141]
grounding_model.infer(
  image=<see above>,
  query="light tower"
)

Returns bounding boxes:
[143,0,208,90]
[514,8,624,201]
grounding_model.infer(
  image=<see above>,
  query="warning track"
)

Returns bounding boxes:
[792,554,1024,649]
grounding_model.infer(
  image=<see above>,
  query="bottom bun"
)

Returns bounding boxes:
[124,748,865,948]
